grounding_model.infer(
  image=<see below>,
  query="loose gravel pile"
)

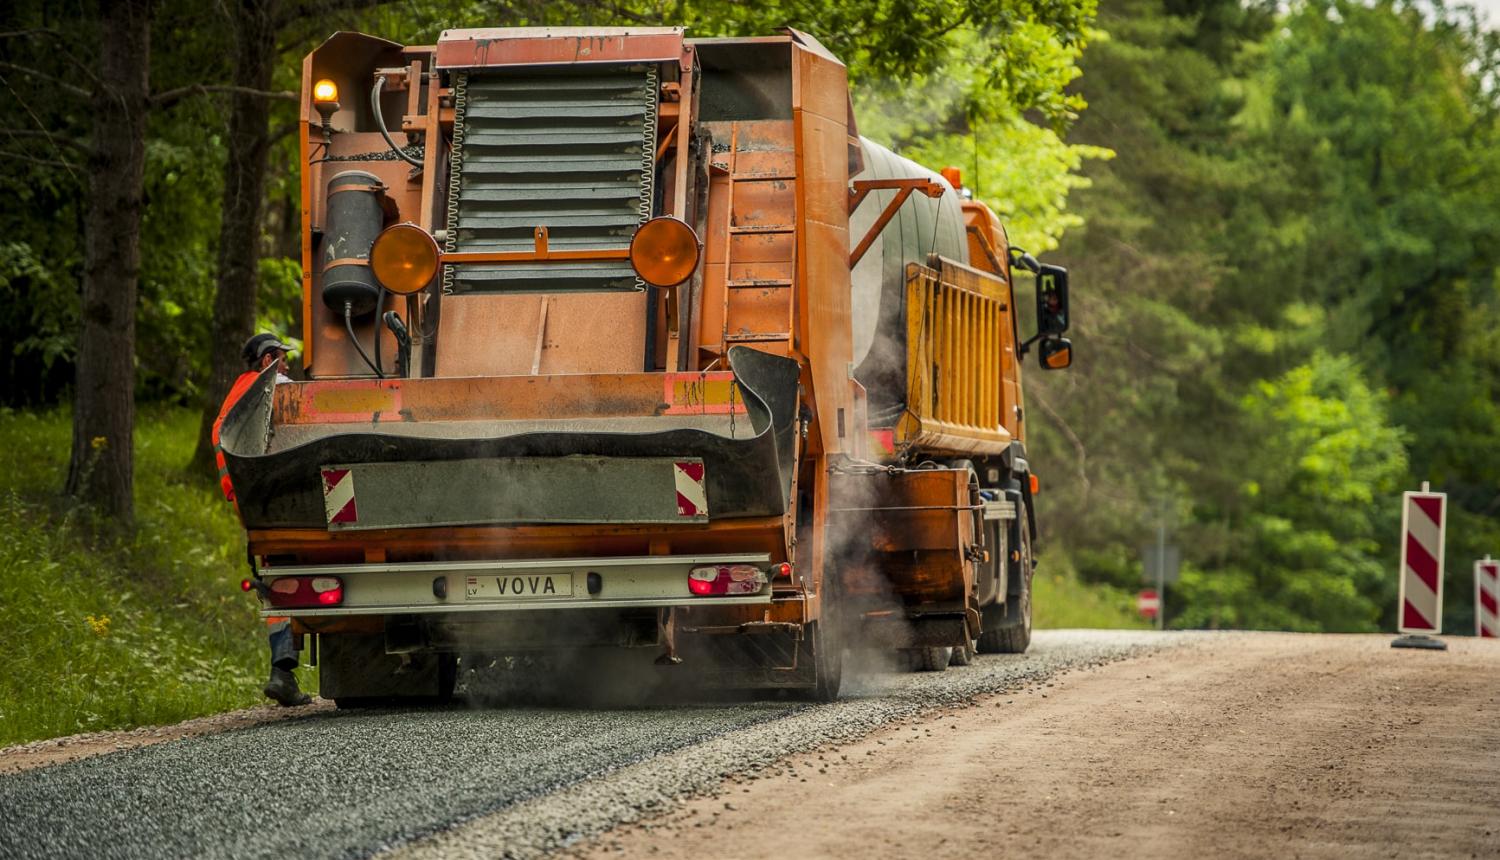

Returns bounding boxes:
[0,630,1186,860]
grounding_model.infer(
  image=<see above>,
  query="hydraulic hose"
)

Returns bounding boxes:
[371,76,425,168]
[343,301,384,378]
[383,311,411,378]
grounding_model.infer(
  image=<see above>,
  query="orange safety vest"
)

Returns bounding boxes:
[212,370,261,504]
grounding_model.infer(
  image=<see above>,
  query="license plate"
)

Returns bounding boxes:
[465,573,575,601]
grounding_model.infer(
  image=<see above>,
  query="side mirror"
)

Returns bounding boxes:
[1039,336,1072,370]
[1036,263,1069,336]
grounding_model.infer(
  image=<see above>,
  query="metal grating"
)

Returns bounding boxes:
[445,66,658,294]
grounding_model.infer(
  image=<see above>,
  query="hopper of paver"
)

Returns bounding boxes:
[217,345,800,532]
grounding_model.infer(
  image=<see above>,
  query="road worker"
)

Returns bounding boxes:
[214,333,311,707]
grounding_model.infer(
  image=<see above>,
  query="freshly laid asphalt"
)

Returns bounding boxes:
[0,630,1183,860]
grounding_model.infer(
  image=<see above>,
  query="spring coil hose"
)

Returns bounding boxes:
[441,72,469,296]
[635,64,660,292]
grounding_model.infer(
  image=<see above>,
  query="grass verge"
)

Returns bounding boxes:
[1033,549,1153,630]
[0,406,313,747]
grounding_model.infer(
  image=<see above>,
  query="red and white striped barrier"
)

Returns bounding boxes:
[1476,557,1499,639]
[674,461,708,518]
[322,467,358,526]
[1137,589,1160,620]
[1397,486,1446,635]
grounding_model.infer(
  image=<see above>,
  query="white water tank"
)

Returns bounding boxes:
[849,138,969,417]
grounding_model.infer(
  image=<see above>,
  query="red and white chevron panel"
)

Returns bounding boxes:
[674,461,708,518]
[1476,558,1499,638]
[1397,490,1446,634]
[321,467,358,526]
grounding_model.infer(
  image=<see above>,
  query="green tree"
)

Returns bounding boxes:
[1176,353,1408,631]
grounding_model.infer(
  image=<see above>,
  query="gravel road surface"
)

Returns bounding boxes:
[574,632,1500,860]
[0,630,1172,859]
[6,631,1490,859]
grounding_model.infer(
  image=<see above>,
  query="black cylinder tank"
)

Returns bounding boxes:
[321,170,385,317]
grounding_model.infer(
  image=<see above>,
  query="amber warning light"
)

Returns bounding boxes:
[371,223,440,295]
[313,78,339,104]
[630,217,700,287]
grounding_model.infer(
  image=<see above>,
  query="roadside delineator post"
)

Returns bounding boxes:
[1476,556,1499,639]
[1393,482,1447,651]
[1137,589,1160,621]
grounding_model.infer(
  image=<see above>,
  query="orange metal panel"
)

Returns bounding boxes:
[299,90,313,370]
[726,340,793,359]
[704,170,732,265]
[672,53,695,222]
[731,150,794,178]
[274,368,758,429]
[435,29,684,69]
[698,261,727,359]
[727,232,793,264]
[727,262,795,285]
[440,248,630,265]
[250,516,788,563]
[731,180,794,228]
[731,120,795,152]
[829,467,975,606]
[791,44,854,455]
[726,285,793,338]
[419,61,442,233]
[434,291,646,377]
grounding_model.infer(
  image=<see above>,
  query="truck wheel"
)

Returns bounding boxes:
[977,501,1034,654]
[794,620,843,702]
[987,578,1032,654]
[948,639,976,666]
[908,646,952,672]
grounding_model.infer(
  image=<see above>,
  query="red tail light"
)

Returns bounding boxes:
[688,564,766,596]
[240,579,254,592]
[771,562,793,580]
[265,575,344,608]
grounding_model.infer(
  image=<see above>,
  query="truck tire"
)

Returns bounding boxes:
[320,633,456,708]
[793,620,843,702]
[908,646,952,672]
[977,500,1033,655]
[948,639,976,666]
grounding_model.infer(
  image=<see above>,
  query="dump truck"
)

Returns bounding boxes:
[222,26,1075,705]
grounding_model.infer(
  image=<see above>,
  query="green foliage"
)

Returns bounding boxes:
[848,16,1110,250]
[1034,0,1500,635]
[1033,549,1152,629]
[1174,354,1408,631]
[0,408,307,746]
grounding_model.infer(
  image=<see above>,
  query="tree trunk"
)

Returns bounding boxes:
[191,0,280,474]
[64,0,152,524]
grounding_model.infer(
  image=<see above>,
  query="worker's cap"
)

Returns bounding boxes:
[242,333,294,367]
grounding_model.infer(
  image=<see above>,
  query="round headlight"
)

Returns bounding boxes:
[370,223,439,295]
[629,217,700,288]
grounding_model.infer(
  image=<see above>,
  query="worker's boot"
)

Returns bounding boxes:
[264,667,312,707]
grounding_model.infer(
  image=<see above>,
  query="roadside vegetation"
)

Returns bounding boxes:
[0,408,312,747]
[1030,0,1500,634]
[1033,552,1151,630]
